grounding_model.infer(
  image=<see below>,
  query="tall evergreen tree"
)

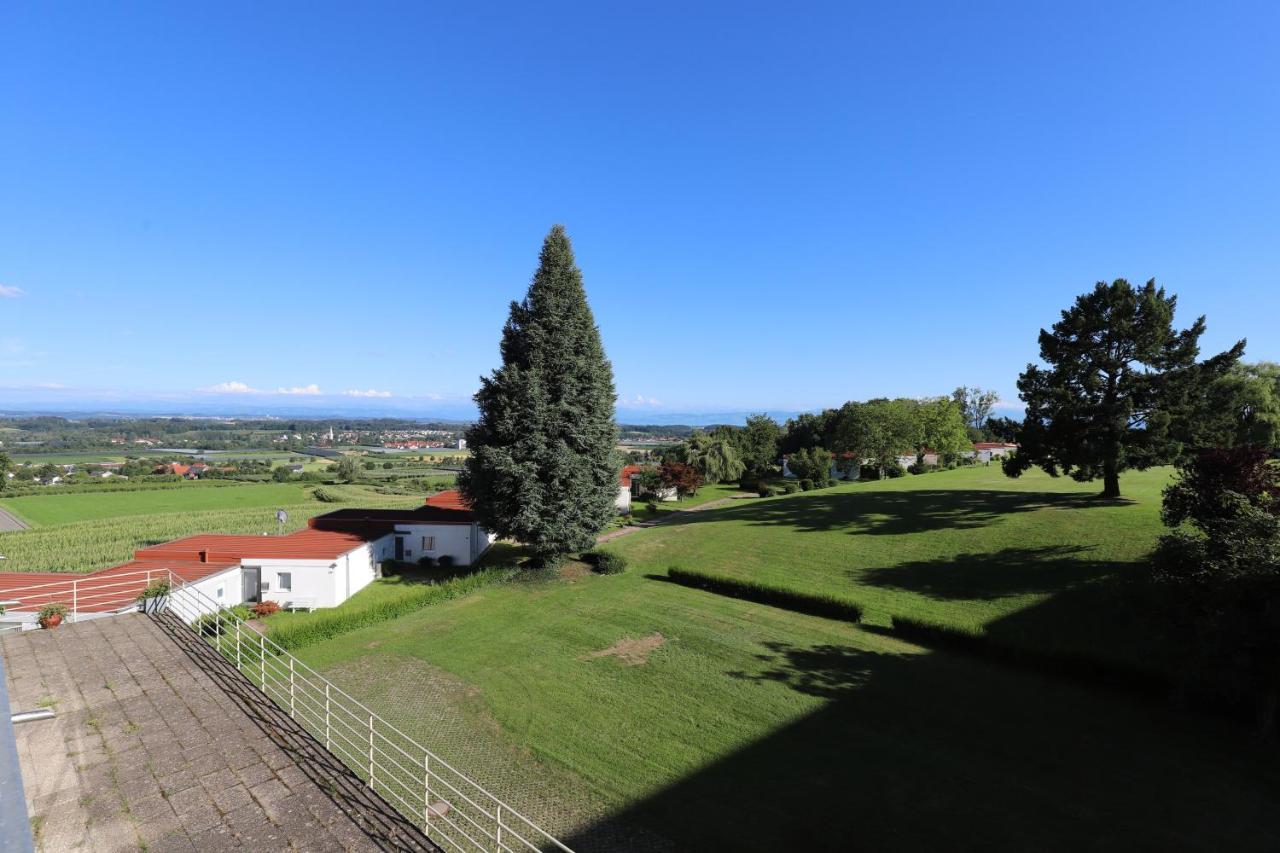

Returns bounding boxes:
[460,226,619,560]
[1004,279,1244,498]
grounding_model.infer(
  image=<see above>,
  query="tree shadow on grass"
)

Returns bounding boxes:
[858,545,1126,600]
[565,639,1280,853]
[659,488,1133,537]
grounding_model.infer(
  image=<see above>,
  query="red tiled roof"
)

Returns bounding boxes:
[620,465,645,487]
[424,490,471,511]
[137,528,376,563]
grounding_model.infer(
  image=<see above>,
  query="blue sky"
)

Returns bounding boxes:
[2,2,1277,419]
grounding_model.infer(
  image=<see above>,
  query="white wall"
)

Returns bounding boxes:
[389,523,487,566]
[185,566,245,610]
[616,486,631,512]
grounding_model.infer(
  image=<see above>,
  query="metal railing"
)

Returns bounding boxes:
[163,573,573,853]
[0,568,168,621]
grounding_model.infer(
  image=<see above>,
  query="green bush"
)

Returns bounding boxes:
[666,567,863,622]
[267,567,514,650]
[417,555,436,568]
[312,487,342,503]
[757,483,778,498]
[782,482,799,494]
[437,554,455,568]
[583,549,628,574]
[799,478,814,491]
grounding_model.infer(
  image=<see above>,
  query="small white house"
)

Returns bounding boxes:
[98,491,493,612]
[966,442,1018,462]
[781,452,861,480]
[618,465,677,512]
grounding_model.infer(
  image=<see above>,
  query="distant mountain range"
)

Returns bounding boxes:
[0,397,804,428]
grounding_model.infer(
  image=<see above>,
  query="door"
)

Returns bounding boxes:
[394,537,405,561]
[241,567,261,603]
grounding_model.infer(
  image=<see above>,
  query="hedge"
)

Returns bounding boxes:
[266,566,515,650]
[665,567,863,623]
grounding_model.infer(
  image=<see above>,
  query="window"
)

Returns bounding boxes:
[278,572,292,592]
[216,586,224,599]
[422,536,436,552]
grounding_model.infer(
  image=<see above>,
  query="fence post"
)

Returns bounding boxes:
[260,633,266,689]
[498,804,504,849]
[325,683,331,751]
[424,753,431,831]
[236,622,242,670]
[368,714,375,789]
[289,657,295,718]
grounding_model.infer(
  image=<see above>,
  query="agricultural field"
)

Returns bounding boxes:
[288,502,1280,851]
[611,465,1171,670]
[0,482,318,526]
[0,484,420,573]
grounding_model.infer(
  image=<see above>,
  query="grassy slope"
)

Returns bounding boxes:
[0,485,420,572]
[609,465,1170,667]
[0,482,319,526]
[291,566,1280,852]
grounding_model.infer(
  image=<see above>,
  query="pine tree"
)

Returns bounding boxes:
[1004,279,1244,498]
[460,225,619,560]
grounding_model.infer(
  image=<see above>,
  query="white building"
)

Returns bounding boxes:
[1,491,496,615]
[967,442,1018,462]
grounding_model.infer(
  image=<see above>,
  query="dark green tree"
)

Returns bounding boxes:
[1004,279,1243,498]
[460,225,619,561]
[738,414,782,477]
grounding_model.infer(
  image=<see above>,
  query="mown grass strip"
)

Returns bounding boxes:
[266,567,517,650]
[665,567,864,623]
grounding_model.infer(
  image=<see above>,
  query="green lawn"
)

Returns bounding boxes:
[291,561,1280,851]
[610,465,1171,669]
[0,482,319,526]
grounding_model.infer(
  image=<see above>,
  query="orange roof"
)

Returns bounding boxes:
[424,490,471,511]
[620,465,645,487]
[137,528,376,563]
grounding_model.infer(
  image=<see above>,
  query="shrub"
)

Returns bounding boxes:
[37,602,69,620]
[312,487,341,503]
[799,478,814,491]
[907,462,936,475]
[782,482,799,494]
[757,483,777,498]
[646,500,658,513]
[251,600,282,617]
[583,549,628,574]
[417,555,436,568]
[437,555,455,568]
[135,577,171,601]
[665,568,862,622]
[883,464,905,479]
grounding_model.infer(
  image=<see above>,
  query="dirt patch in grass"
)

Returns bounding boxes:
[559,560,592,581]
[584,633,666,666]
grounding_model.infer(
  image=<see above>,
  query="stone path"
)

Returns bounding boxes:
[0,506,29,531]
[597,494,753,544]
[2,613,438,852]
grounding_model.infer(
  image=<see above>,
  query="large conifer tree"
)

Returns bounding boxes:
[1004,279,1243,498]
[460,225,619,560]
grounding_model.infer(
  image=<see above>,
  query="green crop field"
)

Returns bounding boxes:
[0,482,319,526]
[284,467,1280,850]
[0,484,420,572]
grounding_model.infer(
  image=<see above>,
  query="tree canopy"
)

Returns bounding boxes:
[461,225,619,560]
[1004,278,1244,498]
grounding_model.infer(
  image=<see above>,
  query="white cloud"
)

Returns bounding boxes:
[342,388,394,398]
[0,284,25,298]
[35,382,67,389]
[202,381,260,394]
[277,384,322,395]
[619,393,663,408]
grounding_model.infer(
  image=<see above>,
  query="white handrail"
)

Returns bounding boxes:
[162,571,573,853]
[0,568,168,622]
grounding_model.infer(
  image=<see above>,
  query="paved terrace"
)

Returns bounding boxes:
[2,613,439,852]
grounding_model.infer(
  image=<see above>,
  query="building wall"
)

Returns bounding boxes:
[616,486,631,512]
[387,523,490,566]
[184,566,245,610]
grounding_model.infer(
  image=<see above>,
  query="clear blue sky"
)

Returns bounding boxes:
[2,2,1277,419]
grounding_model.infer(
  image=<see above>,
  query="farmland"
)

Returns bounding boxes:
[0,484,420,573]
[0,481,319,526]
[283,466,1280,851]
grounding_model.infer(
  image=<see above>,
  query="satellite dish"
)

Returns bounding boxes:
[277,509,288,524]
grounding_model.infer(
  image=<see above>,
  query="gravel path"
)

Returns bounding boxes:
[597,493,753,544]
[0,506,28,531]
